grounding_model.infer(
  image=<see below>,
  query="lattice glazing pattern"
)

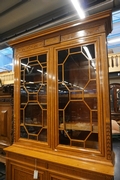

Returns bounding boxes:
[58,44,98,149]
[20,54,47,142]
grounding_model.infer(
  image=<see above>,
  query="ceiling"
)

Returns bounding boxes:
[0,0,120,52]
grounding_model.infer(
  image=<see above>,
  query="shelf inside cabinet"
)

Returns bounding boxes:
[20,123,47,127]
[59,122,98,133]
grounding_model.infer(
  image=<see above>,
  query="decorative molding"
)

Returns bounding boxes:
[61,25,104,42]
[106,122,112,160]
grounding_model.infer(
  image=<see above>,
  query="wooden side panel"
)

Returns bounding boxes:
[0,110,7,136]
[0,105,12,145]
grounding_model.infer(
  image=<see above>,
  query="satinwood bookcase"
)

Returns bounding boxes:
[5,10,114,180]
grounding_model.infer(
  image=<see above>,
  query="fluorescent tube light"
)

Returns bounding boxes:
[83,46,92,60]
[37,69,43,73]
[21,63,31,68]
[108,38,120,44]
[71,0,85,19]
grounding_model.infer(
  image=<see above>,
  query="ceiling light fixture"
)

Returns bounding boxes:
[83,46,92,60]
[71,0,85,19]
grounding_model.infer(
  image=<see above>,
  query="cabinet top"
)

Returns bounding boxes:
[8,9,112,46]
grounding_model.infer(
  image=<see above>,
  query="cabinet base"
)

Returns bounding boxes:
[5,145,114,180]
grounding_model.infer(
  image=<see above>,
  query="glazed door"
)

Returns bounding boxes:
[54,40,104,155]
[15,48,52,148]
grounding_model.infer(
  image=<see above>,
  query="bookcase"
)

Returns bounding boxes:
[5,10,114,180]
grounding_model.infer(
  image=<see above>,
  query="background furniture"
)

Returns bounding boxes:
[110,83,120,124]
[0,85,13,163]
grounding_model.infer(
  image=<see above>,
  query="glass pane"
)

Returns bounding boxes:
[29,135,37,140]
[21,86,28,103]
[25,64,42,83]
[70,46,81,53]
[38,84,47,104]
[26,126,40,134]
[58,44,98,150]
[29,56,37,61]
[43,68,47,82]
[20,126,28,138]
[38,54,47,64]
[64,53,89,89]
[84,97,97,110]
[58,84,69,109]
[20,109,23,124]
[58,49,68,64]
[25,104,42,124]
[58,65,62,82]
[85,133,98,149]
[38,129,47,142]
[59,130,70,145]
[21,58,28,70]
[26,83,40,93]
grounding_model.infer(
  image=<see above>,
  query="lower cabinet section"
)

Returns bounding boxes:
[7,161,47,180]
[5,146,114,180]
[13,166,45,180]
[47,165,113,180]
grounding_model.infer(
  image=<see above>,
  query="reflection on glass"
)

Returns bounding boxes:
[25,104,42,124]
[20,126,28,138]
[58,44,98,150]
[38,84,47,104]
[21,87,28,103]
[58,84,69,109]
[38,129,47,142]
[25,64,43,83]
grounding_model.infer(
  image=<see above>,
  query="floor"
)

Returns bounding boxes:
[112,137,120,180]
[0,163,5,180]
[0,139,120,180]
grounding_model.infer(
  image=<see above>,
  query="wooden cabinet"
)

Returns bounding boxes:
[5,10,114,179]
[110,83,120,124]
[0,85,13,163]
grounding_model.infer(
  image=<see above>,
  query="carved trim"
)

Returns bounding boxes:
[8,10,112,46]
[106,122,112,160]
